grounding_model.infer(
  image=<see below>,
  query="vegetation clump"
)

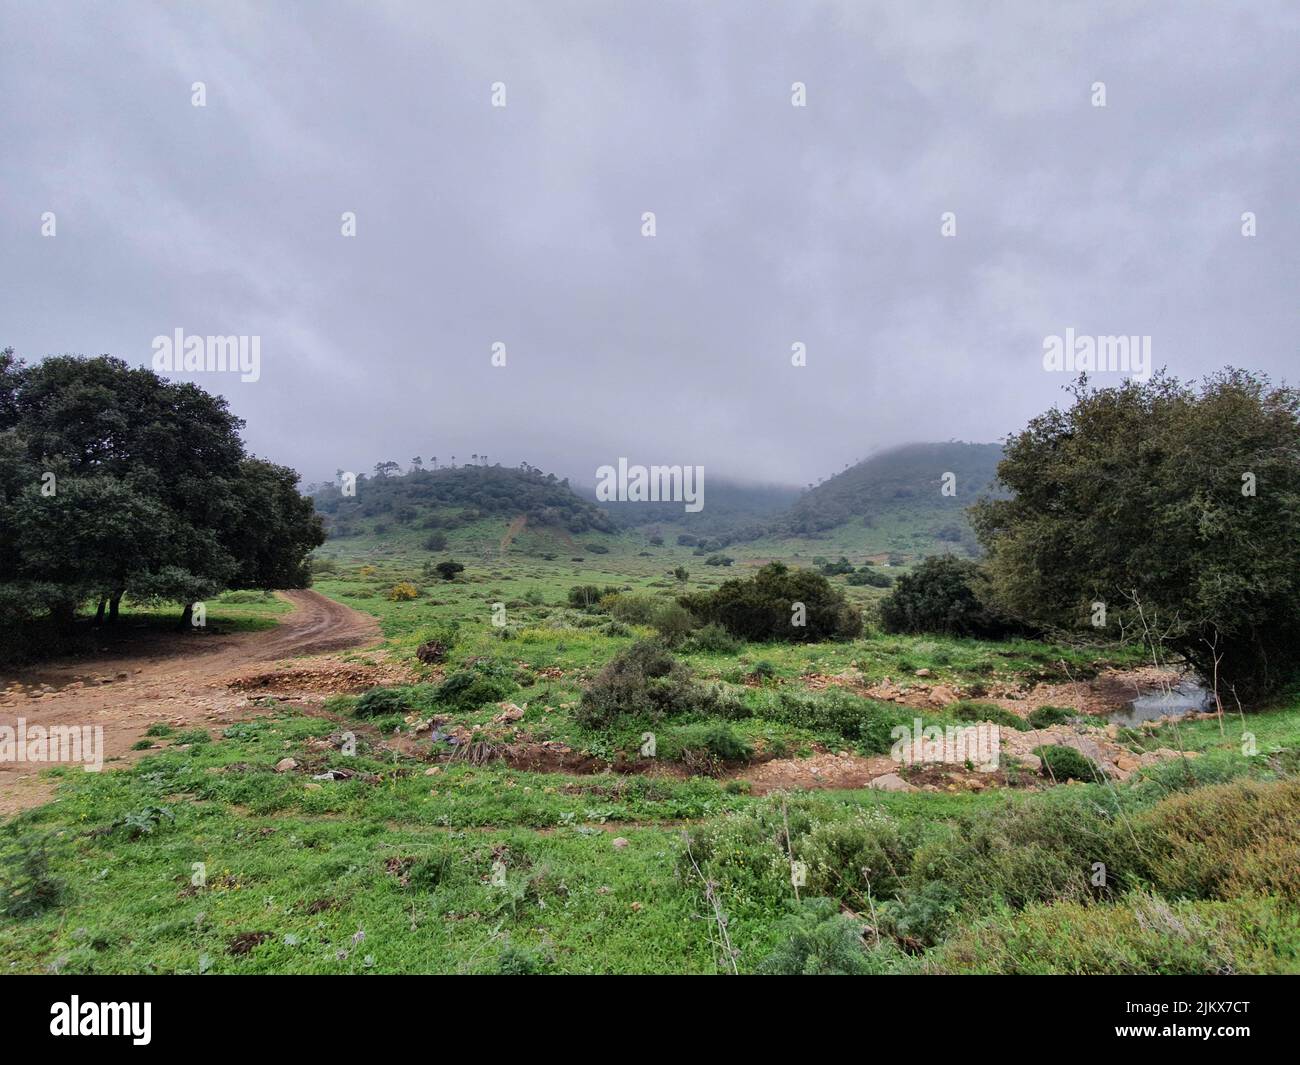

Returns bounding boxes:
[679,563,862,642]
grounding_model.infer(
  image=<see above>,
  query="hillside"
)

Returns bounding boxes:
[771,442,1004,551]
[587,478,802,542]
[312,464,615,547]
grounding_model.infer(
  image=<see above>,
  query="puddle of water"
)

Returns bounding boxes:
[1107,678,1212,725]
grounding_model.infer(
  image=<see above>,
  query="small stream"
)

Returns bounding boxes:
[1106,678,1213,725]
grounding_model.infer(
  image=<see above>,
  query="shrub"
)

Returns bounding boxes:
[950,700,1029,731]
[704,554,734,567]
[663,721,753,766]
[604,592,659,624]
[757,898,874,975]
[1027,705,1075,729]
[494,942,554,975]
[568,584,617,611]
[686,623,741,655]
[679,562,862,642]
[879,556,1019,638]
[422,531,448,551]
[355,686,416,718]
[927,894,1300,975]
[435,666,515,712]
[1125,778,1300,903]
[0,833,67,918]
[1034,744,1103,782]
[415,621,459,665]
[876,881,963,949]
[651,601,697,646]
[388,581,419,602]
[433,560,465,581]
[576,642,728,729]
[847,569,893,588]
[797,808,913,901]
[900,789,1119,937]
[764,689,920,753]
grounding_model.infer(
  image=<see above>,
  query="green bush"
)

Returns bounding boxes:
[663,721,753,765]
[1034,744,1103,782]
[604,592,661,624]
[434,560,465,581]
[764,689,920,753]
[679,562,862,642]
[899,789,1119,939]
[927,894,1300,975]
[0,833,67,918]
[950,700,1029,731]
[355,686,416,718]
[1027,705,1075,729]
[847,569,893,587]
[436,666,515,712]
[757,898,875,975]
[797,808,913,900]
[494,942,554,975]
[567,584,606,610]
[879,556,1020,638]
[576,642,731,729]
[651,601,697,646]
[686,623,741,655]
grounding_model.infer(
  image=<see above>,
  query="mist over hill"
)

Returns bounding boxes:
[310,444,1004,555]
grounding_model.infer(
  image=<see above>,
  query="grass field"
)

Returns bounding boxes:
[4,533,1297,975]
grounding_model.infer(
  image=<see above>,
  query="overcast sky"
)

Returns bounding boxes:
[2,1,1295,488]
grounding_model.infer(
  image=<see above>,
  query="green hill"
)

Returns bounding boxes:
[312,464,615,552]
[768,442,1004,556]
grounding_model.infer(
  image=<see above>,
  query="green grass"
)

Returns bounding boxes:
[4,533,1297,975]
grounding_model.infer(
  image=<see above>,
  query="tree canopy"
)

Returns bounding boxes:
[971,369,1300,698]
[0,350,323,646]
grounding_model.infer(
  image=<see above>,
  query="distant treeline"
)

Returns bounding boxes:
[312,464,615,538]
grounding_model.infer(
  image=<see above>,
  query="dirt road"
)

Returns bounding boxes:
[0,591,381,816]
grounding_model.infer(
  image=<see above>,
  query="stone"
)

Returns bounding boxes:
[274,757,298,773]
[868,773,918,793]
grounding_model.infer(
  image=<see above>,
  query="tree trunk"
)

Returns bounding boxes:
[108,590,123,625]
[177,602,193,630]
[94,598,106,625]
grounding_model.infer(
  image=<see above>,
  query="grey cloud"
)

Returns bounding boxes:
[1,0,1295,489]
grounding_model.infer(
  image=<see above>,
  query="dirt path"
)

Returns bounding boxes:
[0,591,381,816]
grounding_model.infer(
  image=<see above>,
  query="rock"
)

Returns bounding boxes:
[424,766,443,776]
[611,837,629,849]
[914,668,931,677]
[868,773,918,793]
[494,702,525,724]
[304,782,323,791]
[927,685,957,708]
[116,672,129,681]
[274,757,298,773]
